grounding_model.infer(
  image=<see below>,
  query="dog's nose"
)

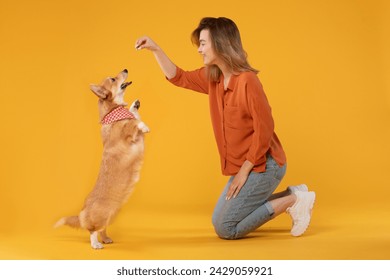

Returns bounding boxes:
[123,69,128,73]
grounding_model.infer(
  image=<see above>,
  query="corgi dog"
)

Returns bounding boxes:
[55,69,149,249]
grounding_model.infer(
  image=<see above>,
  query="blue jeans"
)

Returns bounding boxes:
[212,155,287,239]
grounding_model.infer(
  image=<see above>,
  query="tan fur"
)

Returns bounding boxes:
[55,69,149,249]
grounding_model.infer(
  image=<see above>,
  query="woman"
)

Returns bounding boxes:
[135,17,315,239]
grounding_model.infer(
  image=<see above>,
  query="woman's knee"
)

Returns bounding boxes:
[213,220,239,240]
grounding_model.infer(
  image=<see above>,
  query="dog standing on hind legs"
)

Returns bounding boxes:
[55,69,149,249]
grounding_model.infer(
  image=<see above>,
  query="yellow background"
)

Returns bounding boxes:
[0,0,389,259]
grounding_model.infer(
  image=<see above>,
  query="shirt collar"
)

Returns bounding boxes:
[219,73,237,91]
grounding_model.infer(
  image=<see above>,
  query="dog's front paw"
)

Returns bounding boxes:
[130,99,140,111]
[137,122,150,133]
[130,99,141,120]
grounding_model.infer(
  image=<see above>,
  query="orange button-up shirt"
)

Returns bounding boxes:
[169,66,286,176]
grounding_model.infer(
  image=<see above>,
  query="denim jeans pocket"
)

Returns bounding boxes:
[274,163,287,181]
[266,155,286,181]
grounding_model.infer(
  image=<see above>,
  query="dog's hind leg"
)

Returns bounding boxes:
[90,231,104,249]
[100,229,113,244]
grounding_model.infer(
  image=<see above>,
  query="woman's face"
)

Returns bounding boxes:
[198,29,219,66]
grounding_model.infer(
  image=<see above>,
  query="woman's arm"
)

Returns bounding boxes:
[135,36,177,79]
[135,36,209,94]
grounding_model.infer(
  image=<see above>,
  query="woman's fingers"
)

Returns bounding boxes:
[226,182,241,200]
[135,37,147,50]
[135,36,158,51]
[226,173,248,200]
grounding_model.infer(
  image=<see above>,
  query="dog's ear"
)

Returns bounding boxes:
[90,84,110,99]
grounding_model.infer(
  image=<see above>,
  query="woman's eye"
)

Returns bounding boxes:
[111,78,116,82]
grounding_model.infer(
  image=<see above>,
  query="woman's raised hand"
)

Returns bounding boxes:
[135,36,160,51]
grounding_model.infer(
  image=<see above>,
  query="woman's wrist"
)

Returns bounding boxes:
[240,160,254,175]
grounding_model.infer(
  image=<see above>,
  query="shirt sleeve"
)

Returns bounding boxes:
[167,66,209,94]
[245,75,275,165]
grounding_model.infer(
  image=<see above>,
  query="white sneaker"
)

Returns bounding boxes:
[287,191,316,237]
[287,184,308,194]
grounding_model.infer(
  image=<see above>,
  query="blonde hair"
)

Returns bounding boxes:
[191,17,258,82]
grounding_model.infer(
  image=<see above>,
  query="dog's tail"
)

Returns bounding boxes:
[54,216,81,229]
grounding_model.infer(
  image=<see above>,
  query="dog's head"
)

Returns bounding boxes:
[90,69,132,107]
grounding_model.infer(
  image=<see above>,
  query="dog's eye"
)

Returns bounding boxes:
[110,78,116,82]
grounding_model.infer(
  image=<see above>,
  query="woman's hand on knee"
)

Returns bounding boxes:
[226,172,248,200]
[226,160,253,200]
